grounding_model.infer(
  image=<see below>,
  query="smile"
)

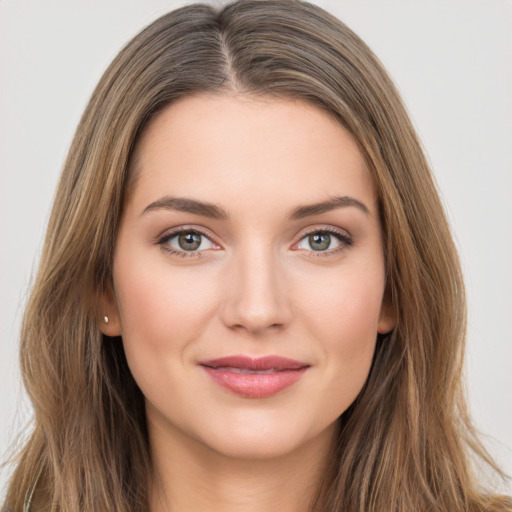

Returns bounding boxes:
[199,355,310,398]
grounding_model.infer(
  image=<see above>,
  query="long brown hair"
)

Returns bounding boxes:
[4,1,510,510]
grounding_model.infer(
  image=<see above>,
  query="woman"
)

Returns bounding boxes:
[2,1,510,511]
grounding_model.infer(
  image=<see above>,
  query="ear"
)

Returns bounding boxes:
[377,281,396,335]
[98,283,122,337]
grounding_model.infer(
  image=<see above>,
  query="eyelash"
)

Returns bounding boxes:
[156,226,353,259]
[299,226,353,258]
[157,227,214,259]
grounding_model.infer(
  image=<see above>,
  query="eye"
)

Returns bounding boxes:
[295,228,352,255]
[157,228,218,257]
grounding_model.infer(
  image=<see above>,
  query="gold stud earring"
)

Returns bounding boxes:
[104,316,109,324]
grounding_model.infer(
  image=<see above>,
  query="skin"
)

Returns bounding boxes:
[101,93,395,512]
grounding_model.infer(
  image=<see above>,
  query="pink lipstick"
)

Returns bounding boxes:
[199,355,309,398]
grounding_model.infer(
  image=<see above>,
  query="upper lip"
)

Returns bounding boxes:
[199,355,309,371]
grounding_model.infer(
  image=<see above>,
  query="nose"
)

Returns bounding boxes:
[219,242,292,335]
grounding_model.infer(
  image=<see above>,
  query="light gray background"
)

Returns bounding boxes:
[1,0,511,495]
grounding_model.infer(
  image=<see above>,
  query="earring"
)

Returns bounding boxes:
[104,316,109,324]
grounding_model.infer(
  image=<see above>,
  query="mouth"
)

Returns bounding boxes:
[199,355,310,398]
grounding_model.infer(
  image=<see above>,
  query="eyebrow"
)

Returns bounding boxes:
[141,195,369,220]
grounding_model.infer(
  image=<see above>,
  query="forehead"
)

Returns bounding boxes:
[127,93,376,215]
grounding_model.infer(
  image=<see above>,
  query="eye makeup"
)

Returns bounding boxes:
[155,225,353,259]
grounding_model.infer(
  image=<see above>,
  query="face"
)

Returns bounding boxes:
[101,93,395,460]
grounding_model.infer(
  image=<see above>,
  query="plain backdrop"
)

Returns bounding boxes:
[1,0,511,495]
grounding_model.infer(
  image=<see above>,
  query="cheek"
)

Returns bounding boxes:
[116,246,216,324]
[299,261,385,342]
[296,262,384,403]
[112,252,218,377]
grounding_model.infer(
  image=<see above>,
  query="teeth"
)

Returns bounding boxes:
[214,367,281,374]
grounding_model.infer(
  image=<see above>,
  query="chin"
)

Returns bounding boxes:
[211,436,299,460]
[194,416,337,462]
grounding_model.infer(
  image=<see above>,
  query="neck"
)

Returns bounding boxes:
[148,418,337,512]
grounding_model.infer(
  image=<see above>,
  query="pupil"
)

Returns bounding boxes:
[179,232,201,251]
[310,233,330,251]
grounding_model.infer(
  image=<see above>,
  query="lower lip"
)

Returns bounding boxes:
[201,366,308,398]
